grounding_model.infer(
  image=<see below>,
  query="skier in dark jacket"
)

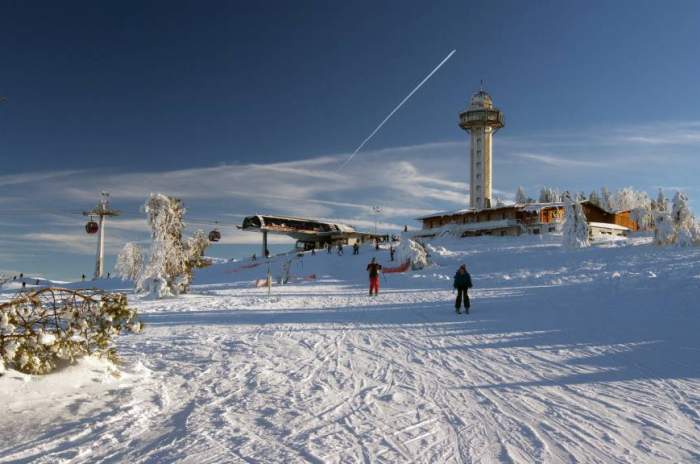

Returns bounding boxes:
[453,264,472,314]
[366,258,383,296]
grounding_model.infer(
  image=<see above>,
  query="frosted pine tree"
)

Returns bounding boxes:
[115,242,144,281]
[654,210,676,245]
[656,188,668,212]
[137,194,189,298]
[562,193,590,248]
[671,191,698,246]
[137,194,211,297]
[600,187,612,211]
[515,186,527,204]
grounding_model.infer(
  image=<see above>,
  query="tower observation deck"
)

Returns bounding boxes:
[458,89,504,210]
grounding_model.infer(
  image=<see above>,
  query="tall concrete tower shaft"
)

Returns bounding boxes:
[458,90,504,210]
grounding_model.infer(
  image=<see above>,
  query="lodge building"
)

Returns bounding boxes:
[419,87,640,240]
[416,201,638,239]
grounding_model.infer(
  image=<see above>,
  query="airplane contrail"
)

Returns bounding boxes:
[337,49,457,172]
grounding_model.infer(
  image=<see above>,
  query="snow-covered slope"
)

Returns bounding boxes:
[1,237,699,463]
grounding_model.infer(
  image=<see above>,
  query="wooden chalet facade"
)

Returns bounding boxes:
[417,201,638,239]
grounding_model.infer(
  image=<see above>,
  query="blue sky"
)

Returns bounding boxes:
[1,1,699,280]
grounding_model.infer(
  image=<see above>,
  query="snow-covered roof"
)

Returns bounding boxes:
[459,219,521,231]
[416,208,475,220]
[518,202,564,213]
[417,202,563,220]
[588,222,630,231]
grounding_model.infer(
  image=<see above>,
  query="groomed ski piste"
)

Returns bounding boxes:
[1,235,700,463]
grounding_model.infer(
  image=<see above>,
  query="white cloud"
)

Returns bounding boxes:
[510,152,604,168]
[1,121,699,269]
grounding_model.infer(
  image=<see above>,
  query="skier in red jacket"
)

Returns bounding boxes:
[366,257,383,296]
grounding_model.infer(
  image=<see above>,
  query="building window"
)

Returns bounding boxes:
[533,228,540,234]
[548,226,555,232]
[476,173,481,179]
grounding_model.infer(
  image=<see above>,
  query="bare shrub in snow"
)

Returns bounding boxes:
[563,193,590,249]
[0,288,141,375]
[137,193,210,298]
[114,242,144,281]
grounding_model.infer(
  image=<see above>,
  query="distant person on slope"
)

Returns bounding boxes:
[453,264,472,314]
[353,242,359,255]
[367,258,383,296]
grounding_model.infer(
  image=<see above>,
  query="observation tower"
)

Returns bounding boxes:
[458,88,504,210]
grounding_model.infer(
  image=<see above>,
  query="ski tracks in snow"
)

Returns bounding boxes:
[2,273,700,463]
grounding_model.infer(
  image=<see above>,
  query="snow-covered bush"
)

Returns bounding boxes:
[653,191,700,246]
[539,187,561,203]
[115,242,144,281]
[137,193,210,298]
[397,233,429,270]
[0,288,141,375]
[654,210,676,245]
[562,193,590,249]
[655,189,668,212]
[609,187,651,213]
[515,186,527,204]
[671,192,700,246]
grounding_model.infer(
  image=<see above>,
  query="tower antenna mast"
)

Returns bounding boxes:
[83,192,120,279]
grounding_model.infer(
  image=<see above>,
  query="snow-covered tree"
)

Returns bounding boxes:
[600,187,612,211]
[515,186,528,204]
[671,191,699,246]
[183,230,211,286]
[588,190,601,207]
[631,207,655,232]
[653,191,699,246]
[137,193,210,298]
[609,187,650,212]
[654,210,676,245]
[562,193,590,249]
[114,242,144,281]
[656,189,668,212]
[539,187,560,203]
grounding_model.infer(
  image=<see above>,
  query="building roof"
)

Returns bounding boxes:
[468,90,494,110]
[416,202,563,220]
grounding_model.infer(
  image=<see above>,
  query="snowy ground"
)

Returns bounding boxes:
[1,236,700,463]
